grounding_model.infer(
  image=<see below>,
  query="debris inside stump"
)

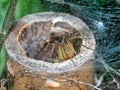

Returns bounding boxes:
[19,21,83,63]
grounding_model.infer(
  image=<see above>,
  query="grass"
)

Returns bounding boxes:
[0,45,6,78]
[0,0,44,78]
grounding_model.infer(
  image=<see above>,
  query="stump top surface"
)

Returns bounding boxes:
[5,12,95,74]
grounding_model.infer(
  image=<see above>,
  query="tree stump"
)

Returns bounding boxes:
[5,12,95,90]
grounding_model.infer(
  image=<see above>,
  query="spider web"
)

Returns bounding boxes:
[42,0,120,90]
[0,0,120,89]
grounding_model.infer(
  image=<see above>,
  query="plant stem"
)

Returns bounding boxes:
[0,0,18,51]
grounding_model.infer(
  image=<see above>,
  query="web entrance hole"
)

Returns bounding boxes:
[18,21,83,63]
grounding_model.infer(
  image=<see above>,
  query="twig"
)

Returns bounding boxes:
[0,0,18,51]
[67,78,101,90]
[41,76,101,90]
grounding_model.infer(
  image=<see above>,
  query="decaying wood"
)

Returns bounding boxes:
[7,59,94,90]
[5,12,95,90]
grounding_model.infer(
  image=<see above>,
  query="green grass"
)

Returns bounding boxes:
[0,0,44,78]
[0,45,6,78]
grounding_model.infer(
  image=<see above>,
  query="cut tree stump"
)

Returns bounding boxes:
[5,12,95,90]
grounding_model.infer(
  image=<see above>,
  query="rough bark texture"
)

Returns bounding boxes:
[8,59,94,90]
[5,12,95,90]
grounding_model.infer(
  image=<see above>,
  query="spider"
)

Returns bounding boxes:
[43,30,83,61]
